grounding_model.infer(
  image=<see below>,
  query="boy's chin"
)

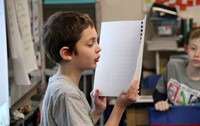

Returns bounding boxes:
[87,66,96,70]
[90,67,96,70]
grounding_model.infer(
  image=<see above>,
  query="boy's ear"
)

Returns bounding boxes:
[59,46,72,61]
[184,44,188,53]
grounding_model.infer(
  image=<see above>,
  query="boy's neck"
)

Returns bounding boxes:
[186,63,200,80]
[57,64,82,87]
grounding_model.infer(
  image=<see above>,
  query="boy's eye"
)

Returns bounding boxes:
[88,44,93,47]
[190,46,196,50]
[88,40,96,47]
[88,42,94,47]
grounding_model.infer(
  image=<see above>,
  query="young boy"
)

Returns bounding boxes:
[40,11,139,126]
[153,27,200,111]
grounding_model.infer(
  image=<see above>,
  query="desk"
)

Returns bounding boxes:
[126,96,154,126]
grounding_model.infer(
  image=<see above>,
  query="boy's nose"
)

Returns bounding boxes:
[194,49,200,57]
[96,44,101,53]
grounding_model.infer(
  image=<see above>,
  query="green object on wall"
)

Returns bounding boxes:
[44,0,96,4]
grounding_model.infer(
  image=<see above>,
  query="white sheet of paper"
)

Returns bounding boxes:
[93,16,146,96]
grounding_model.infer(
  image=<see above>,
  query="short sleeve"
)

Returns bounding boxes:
[52,93,94,126]
[53,94,70,126]
[67,94,94,126]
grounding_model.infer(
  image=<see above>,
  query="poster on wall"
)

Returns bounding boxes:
[6,0,38,85]
[143,0,200,12]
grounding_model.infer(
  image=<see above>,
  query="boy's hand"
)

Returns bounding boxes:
[91,89,107,114]
[116,78,139,108]
[90,89,106,123]
[155,100,171,111]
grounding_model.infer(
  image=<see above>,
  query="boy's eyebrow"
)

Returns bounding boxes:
[190,44,199,47]
[87,37,96,41]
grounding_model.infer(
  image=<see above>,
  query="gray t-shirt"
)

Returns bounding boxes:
[41,74,94,126]
[156,58,200,105]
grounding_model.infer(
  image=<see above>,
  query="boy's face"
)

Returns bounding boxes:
[70,26,101,70]
[187,38,200,68]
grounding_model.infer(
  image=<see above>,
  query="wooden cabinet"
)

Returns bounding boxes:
[126,96,154,126]
[126,107,148,126]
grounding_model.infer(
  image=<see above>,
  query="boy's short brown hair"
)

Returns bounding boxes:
[41,11,94,63]
[186,27,200,45]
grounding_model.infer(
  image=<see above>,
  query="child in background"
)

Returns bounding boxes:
[153,27,200,111]
[40,11,139,126]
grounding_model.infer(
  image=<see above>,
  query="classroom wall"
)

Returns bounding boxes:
[95,0,156,70]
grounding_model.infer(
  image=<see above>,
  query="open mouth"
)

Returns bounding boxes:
[95,56,100,62]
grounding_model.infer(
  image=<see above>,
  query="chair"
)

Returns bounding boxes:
[148,106,200,126]
[142,74,161,89]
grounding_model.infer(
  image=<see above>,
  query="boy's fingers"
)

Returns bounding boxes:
[90,90,95,97]
[95,89,99,97]
[155,101,170,111]
[90,89,99,98]
[127,78,139,93]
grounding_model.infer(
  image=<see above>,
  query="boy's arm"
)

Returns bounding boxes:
[105,79,138,126]
[90,109,102,124]
[104,102,125,126]
[153,89,167,104]
[153,89,171,111]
